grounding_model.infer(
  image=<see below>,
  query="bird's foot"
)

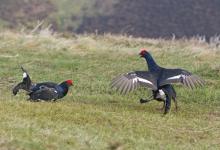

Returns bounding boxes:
[163,109,169,115]
[52,99,58,102]
[140,98,151,104]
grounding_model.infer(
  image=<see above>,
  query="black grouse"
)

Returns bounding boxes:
[111,49,205,114]
[13,66,73,101]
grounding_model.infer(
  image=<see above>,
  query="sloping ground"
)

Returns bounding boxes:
[0,31,219,149]
[78,0,220,40]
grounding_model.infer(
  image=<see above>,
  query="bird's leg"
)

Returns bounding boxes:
[173,97,178,112]
[140,99,152,103]
[140,95,153,104]
[164,95,171,114]
[160,101,165,110]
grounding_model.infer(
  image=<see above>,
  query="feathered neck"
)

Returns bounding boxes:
[143,53,160,71]
[59,81,70,96]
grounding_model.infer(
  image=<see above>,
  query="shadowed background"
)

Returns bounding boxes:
[1,0,220,40]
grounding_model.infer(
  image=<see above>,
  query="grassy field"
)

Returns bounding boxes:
[0,30,219,150]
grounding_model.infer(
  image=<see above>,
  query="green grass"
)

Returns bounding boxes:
[0,31,219,149]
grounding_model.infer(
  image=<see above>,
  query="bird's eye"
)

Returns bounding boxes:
[40,86,46,89]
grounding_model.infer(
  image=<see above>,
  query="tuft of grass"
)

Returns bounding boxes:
[0,30,219,149]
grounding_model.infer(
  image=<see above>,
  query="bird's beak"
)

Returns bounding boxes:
[139,53,143,58]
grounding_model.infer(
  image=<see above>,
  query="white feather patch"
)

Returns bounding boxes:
[159,89,165,96]
[167,74,186,80]
[132,77,153,85]
[132,78,138,84]
[157,89,166,99]
[23,72,27,79]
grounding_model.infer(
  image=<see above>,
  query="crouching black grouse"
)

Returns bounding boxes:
[13,66,73,101]
[111,49,205,114]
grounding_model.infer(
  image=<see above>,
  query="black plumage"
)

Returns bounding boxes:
[13,67,73,101]
[111,49,205,114]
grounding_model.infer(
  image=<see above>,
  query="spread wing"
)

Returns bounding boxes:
[159,68,205,89]
[29,86,59,101]
[111,71,157,94]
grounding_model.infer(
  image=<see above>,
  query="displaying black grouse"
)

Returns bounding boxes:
[13,66,73,101]
[111,49,205,114]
